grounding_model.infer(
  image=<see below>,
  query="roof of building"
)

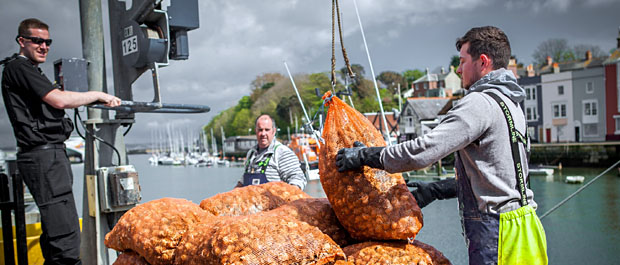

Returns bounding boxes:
[404,97,450,120]
[537,55,607,75]
[225,135,257,142]
[413,67,455,84]
[363,112,399,133]
[603,49,620,65]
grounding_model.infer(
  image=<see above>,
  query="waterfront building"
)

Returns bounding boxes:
[363,111,399,142]
[518,74,543,142]
[407,67,461,98]
[570,54,606,142]
[541,66,574,143]
[398,97,450,142]
[223,136,257,156]
[603,27,620,141]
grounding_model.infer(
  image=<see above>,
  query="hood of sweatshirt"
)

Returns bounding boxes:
[466,68,525,103]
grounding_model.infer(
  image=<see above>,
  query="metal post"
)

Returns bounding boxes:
[0,159,28,265]
[11,162,27,265]
[398,83,402,112]
[1,172,15,265]
[79,0,117,264]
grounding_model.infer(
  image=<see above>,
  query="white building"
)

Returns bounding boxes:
[541,69,574,142]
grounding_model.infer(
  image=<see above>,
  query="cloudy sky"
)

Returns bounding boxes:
[1,0,619,148]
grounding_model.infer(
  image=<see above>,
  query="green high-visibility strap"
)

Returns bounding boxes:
[254,143,281,174]
[486,92,528,207]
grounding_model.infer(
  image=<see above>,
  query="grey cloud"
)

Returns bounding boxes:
[2,0,620,148]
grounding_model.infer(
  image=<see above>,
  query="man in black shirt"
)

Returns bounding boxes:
[1,18,121,265]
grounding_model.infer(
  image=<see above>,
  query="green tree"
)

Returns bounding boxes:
[340,64,365,87]
[250,73,284,103]
[403,69,424,89]
[532,39,570,65]
[450,55,460,70]
[376,71,406,92]
[572,44,607,59]
[230,108,252,136]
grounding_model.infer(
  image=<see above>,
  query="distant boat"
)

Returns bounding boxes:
[529,167,554,176]
[565,176,585,184]
[288,134,320,181]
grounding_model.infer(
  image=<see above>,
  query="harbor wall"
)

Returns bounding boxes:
[529,142,620,167]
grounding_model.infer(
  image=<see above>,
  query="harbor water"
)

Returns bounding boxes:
[69,154,620,265]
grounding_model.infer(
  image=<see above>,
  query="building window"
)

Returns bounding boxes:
[583,100,597,117]
[407,117,413,127]
[614,116,620,133]
[552,103,566,118]
[586,82,594,94]
[424,83,428,89]
[583,124,598,136]
[525,87,537,101]
[558,85,564,95]
[526,88,531,100]
[526,107,538,121]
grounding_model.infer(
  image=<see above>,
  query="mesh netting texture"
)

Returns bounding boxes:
[174,214,345,264]
[261,197,353,247]
[343,240,452,265]
[199,181,311,216]
[104,198,212,265]
[319,92,423,240]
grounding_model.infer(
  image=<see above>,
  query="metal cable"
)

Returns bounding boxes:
[331,0,337,88]
[351,0,391,144]
[539,159,620,220]
[74,108,121,166]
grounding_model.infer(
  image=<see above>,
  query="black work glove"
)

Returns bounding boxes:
[407,178,457,208]
[336,141,384,172]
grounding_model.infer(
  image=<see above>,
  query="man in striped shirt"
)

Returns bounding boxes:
[237,114,307,190]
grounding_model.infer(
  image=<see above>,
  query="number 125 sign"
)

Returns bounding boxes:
[122,35,138,56]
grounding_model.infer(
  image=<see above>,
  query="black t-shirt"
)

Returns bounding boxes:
[2,56,71,148]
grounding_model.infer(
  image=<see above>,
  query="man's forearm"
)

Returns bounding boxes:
[43,89,116,109]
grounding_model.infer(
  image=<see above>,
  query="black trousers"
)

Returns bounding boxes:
[17,148,81,265]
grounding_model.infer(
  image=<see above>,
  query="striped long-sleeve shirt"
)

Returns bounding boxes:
[242,139,307,190]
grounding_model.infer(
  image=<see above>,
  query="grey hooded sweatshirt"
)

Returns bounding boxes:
[381,68,535,214]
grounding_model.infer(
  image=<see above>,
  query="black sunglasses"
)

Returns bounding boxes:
[16,35,53,46]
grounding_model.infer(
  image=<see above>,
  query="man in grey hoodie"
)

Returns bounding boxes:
[336,26,547,264]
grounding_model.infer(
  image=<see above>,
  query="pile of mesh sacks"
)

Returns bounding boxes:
[105,92,452,265]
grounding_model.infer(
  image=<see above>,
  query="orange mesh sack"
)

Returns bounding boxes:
[343,240,452,265]
[174,214,346,264]
[104,198,212,265]
[113,251,150,265]
[200,181,311,216]
[319,91,423,240]
[263,198,353,246]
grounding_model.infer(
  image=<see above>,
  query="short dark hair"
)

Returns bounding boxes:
[456,26,511,69]
[18,18,49,37]
[255,114,276,130]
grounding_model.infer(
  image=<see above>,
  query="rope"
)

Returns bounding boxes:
[539,159,620,220]
[331,0,354,91]
[335,0,354,79]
